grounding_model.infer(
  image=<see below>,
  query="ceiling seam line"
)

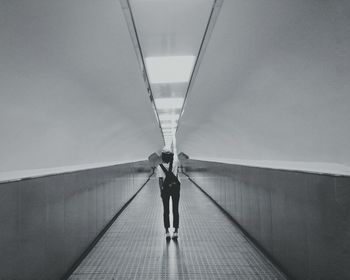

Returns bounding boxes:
[176,0,223,134]
[121,0,166,145]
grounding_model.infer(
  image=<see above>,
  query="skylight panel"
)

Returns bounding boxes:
[154,98,184,109]
[145,56,195,84]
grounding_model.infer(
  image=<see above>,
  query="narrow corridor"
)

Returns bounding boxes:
[69,177,286,280]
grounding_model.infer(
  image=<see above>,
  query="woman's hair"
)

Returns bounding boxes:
[161,151,174,163]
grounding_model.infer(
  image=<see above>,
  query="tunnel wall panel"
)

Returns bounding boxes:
[0,161,151,280]
[183,160,350,280]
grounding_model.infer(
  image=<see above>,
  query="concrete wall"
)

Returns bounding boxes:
[0,0,162,172]
[183,160,350,280]
[0,161,151,280]
[178,0,350,172]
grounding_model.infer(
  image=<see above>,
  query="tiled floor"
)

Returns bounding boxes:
[68,177,287,280]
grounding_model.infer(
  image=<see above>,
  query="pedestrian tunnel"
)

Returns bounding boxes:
[1,0,350,279]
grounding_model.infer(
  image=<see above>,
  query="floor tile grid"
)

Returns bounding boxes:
[69,177,287,280]
[178,183,283,279]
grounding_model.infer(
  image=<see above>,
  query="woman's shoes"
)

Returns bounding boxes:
[165,231,178,240]
[172,232,178,240]
[165,232,171,241]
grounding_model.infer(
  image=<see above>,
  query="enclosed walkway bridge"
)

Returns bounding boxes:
[1,0,350,279]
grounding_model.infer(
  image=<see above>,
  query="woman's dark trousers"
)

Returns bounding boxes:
[161,188,180,229]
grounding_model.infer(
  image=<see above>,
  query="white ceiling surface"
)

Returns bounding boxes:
[130,0,213,57]
[0,0,162,177]
[130,0,213,148]
[177,0,350,175]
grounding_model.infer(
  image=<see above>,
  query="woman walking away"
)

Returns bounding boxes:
[157,149,181,241]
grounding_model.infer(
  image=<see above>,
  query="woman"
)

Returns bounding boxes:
[157,149,181,240]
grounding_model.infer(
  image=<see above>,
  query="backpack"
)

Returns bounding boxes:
[159,161,180,191]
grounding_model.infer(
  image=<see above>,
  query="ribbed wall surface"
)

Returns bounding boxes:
[0,161,151,280]
[183,160,350,280]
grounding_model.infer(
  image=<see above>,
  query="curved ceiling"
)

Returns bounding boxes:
[1,0,350,176]
[0,0,162,174]
[177,0,350,174]
[126,0,215,148]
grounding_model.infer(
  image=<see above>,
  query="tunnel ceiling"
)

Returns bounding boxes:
[177,0,350,175]
[122,0,218,148]
[0,0,163,176]
[1,0,350,177]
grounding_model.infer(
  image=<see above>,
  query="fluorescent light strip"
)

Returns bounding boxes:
[161,121,177,126]
[159,114,179,121]
[155,98,184,109]
[162,127,177,130]
[161,124,177,128]
[145,56,196,84]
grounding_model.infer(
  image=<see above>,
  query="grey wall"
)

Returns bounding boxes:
[0,0,162,172]
[0,161,151,280]
[178,0,350,173]
[183,160,350,280]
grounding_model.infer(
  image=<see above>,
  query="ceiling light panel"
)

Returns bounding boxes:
[155,98,184,109]
[162,126,177,130]
[126,0,216,144]
[161,126,177,131]
[161,122,177,127]
[159,114,179,121]
[145,56,195,84]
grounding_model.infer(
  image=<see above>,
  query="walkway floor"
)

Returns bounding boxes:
[69,177,287,280]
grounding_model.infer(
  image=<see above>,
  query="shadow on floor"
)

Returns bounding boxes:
[162,239,189,280]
